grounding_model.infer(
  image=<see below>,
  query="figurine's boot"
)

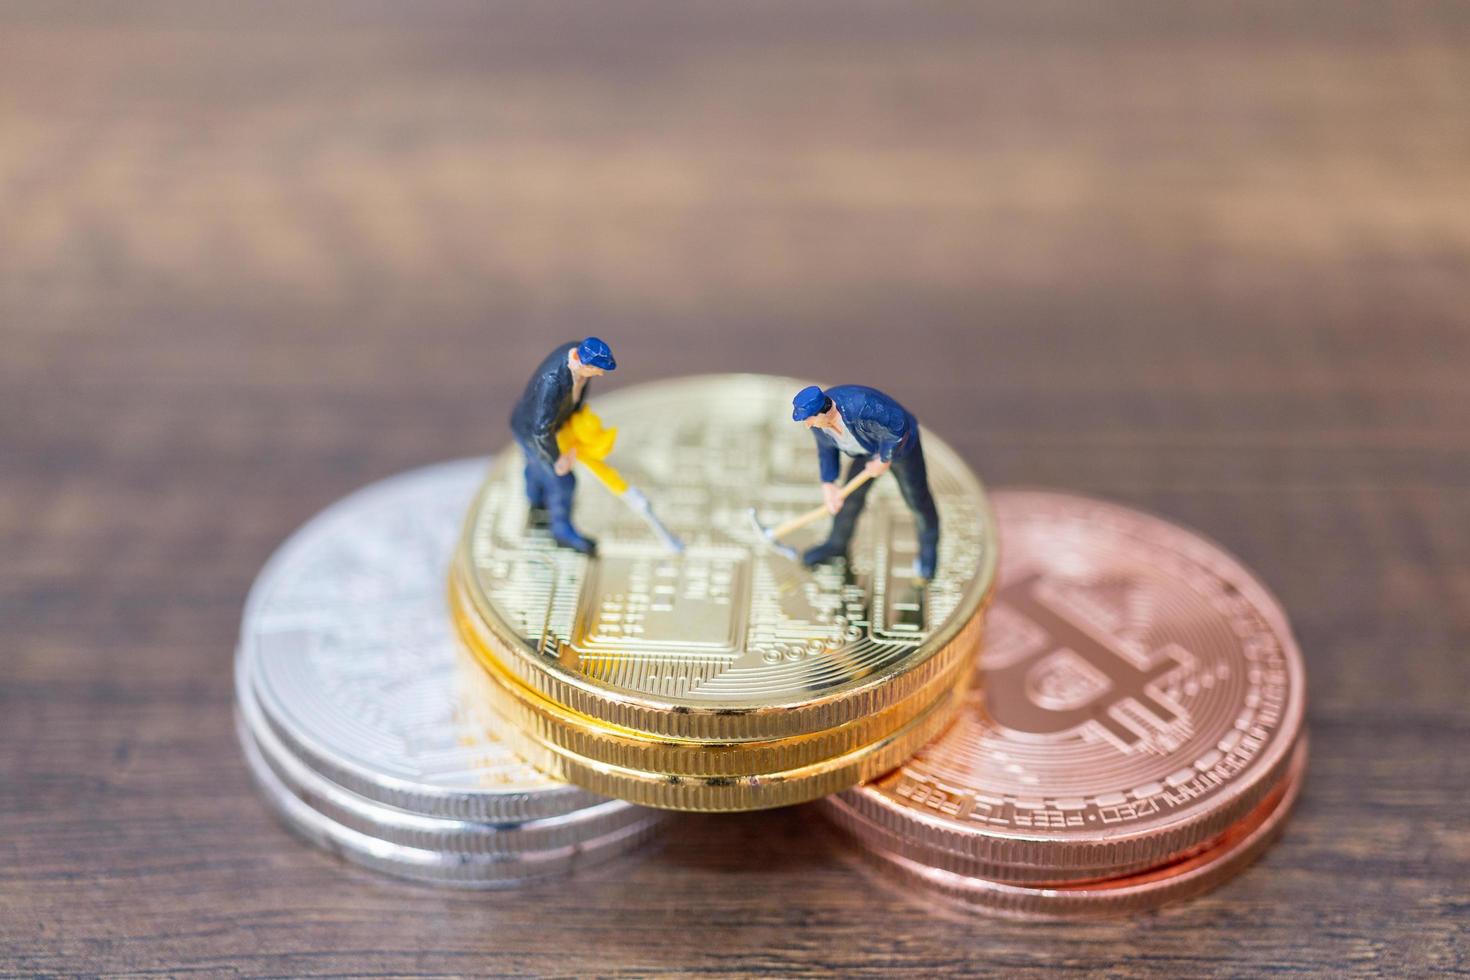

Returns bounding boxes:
[546,471,597,555]
[801,539,849,567]
[551,520,598,556]
[915,536,938,582]
[801,456,875,568]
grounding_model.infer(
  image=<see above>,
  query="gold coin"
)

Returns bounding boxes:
[452,570,982,778]
[452,374,995,809]
[454,611,973,811]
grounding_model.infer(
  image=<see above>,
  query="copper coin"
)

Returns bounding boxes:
[848,739,1306,919]
[825,489,1307,881]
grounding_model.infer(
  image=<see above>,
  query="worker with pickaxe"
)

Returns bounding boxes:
[509,337,682,556]
[508,337,618,555]
[784,384,940,582]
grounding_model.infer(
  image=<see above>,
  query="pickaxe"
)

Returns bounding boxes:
[557,408,684,554]
[746,470,875,560]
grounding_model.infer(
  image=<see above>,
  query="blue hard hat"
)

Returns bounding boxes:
[578,336,617,371]
[791,385,830,421]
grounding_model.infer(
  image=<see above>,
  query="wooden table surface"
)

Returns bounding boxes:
[3,3,1467,976]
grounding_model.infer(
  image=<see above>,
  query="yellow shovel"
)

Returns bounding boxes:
[556,408,684,554]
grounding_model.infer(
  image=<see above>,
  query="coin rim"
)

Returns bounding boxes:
[453,569,985,776]
[844,738,1307,919]
[458,663,974,811]
[239,661,657,855]
[822,735,1298,882]
[237,710,665,888]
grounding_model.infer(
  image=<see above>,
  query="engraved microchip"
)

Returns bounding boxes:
[871,505,927,641]
[571,549,748,658]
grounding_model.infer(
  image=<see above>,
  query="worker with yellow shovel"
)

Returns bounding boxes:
[508,338,682,555]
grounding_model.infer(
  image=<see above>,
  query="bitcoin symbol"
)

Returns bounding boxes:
[983,574,1187,750]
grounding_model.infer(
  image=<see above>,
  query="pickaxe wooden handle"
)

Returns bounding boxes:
[767,470,875,540]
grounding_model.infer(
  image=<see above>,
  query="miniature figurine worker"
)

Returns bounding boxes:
[509,337,617,555]
[791,384,940,581]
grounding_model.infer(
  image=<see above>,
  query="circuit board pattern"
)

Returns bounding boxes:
[865,490,1305,837]
[467,375,993,705]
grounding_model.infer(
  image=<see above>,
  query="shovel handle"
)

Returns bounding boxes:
[769,470,875,540]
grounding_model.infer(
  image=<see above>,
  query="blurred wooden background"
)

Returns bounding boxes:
[3,2,1467,976]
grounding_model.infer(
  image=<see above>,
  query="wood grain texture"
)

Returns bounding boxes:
[2,2,1468,976]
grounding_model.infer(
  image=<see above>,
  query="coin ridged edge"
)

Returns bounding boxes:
[840,739,1307,919]
[453,574,984,777]
[450,547,994,745]
[237,711,666,888]
[825,728,1302,881]
[240,673,659,855]
[460,669,972,812]
[244,662,605,825]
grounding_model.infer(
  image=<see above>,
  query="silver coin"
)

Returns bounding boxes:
[237,711,664,888]
[238,660,658,855]
[237,459,613,823]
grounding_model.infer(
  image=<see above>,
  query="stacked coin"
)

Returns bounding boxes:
[234,459,665,886]
[823,490,1308,917]
[450,375,998,811]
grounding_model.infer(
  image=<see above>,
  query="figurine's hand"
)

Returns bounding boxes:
[864,458,891,480]
[554,449,576,476]
[822,482,843,515]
